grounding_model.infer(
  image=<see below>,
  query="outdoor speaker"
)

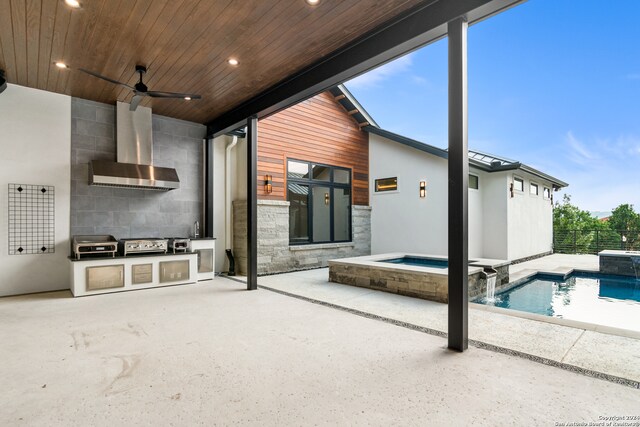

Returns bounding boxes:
[0,70,6,94]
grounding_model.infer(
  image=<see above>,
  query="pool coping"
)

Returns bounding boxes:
[327,252,510,277]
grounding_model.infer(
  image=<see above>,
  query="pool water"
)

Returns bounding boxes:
[381,257,448,269]
[475,273,640,332]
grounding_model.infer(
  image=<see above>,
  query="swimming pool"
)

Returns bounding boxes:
[475,272,640,332]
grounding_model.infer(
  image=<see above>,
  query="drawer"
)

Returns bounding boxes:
[132,263,153,285]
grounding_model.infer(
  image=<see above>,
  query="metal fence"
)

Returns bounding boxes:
[553,229,640,254]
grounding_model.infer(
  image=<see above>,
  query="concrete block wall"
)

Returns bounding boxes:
[232,200,371,275]
[70,98,206,239]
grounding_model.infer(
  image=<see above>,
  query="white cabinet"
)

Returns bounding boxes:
[188,239,216,281]
[70,253,197,297]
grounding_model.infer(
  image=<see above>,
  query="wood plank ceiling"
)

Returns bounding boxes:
[0,0,424,124]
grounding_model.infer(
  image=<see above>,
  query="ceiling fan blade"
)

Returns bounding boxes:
[146,91,201,99]
[78,68,134,90]
[130,94,144,111]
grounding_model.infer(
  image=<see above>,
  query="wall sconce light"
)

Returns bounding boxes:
[419,181,426,198]
[264,174,272,194]
[509,183,514,198]
[324,192,330,205]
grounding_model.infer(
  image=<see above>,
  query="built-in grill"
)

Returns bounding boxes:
[72,235,118,260]
[165,238,190,254]
[118,238,168,256]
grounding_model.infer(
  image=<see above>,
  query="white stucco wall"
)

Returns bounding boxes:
[507,171,554,260]
[468,170,484,258]
[369,133,555,261]
[369,133,451,256]
[481,172,509,259]
[0,84,71,296]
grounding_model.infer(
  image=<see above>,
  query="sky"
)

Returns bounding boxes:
[344,0,640,214]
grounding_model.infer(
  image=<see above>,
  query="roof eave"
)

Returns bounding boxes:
[364,126,448,159]
[336,84,379,127]
[517,164,569,189]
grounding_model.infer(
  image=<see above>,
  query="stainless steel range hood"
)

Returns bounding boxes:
[88,102,180,191]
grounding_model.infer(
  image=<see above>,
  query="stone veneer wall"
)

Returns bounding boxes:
[599,255,638,277]
[70,98,206,239]
[328,263,509,303]
[233,200,371,275]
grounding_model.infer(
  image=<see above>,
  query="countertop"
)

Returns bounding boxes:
[69,251,198,262]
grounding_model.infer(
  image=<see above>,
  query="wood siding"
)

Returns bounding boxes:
[257,91,369,206]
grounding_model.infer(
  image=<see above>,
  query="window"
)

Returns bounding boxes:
[543,187,551,199]
[375,177,397,192]
[530,182,539,196]
[513,177,524,192]
[469,174,479,190]
[287,160,351,244]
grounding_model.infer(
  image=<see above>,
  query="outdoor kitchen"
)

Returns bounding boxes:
[64,100,215,297]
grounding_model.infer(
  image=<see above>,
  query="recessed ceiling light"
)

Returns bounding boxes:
[64,0,81,8]
[228,58,239,66]
[306,0,320,5]
[55,62,69,69]
[184,96,191,101]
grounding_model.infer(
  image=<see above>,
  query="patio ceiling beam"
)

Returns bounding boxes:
[207,0,524,137]
[448,16,469,352]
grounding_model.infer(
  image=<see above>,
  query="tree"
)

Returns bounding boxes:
[608,204,640,250]
[553,194,603,231]
[553,195,605,253]
[608,204,640,233]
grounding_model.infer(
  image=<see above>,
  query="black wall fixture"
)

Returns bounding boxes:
[0,70,7,94]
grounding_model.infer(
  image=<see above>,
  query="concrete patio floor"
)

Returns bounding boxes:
[0,277,638,425]
[254,254,640,385]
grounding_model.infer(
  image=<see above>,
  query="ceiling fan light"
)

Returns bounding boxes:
[64,0,81,9]
[306,0,320,5]
[55,62,69,69]
[184,96,191,101]
[228,58,239,66]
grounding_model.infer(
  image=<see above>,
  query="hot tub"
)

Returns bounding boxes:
[328,253,510,303]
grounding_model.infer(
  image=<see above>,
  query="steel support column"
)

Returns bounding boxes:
[246,116,258,290]
[447,17,469,352]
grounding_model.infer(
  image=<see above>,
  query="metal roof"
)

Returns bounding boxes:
[467,149,517,168]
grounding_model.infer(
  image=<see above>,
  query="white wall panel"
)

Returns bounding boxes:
[0,84,71,296]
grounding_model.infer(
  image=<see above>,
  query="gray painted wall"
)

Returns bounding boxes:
[70,98,206,239]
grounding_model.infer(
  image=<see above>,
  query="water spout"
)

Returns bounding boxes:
[632,256,640,280]
[480,268,499,304]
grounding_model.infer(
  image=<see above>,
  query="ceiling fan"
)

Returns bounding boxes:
[79,65,201,111]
